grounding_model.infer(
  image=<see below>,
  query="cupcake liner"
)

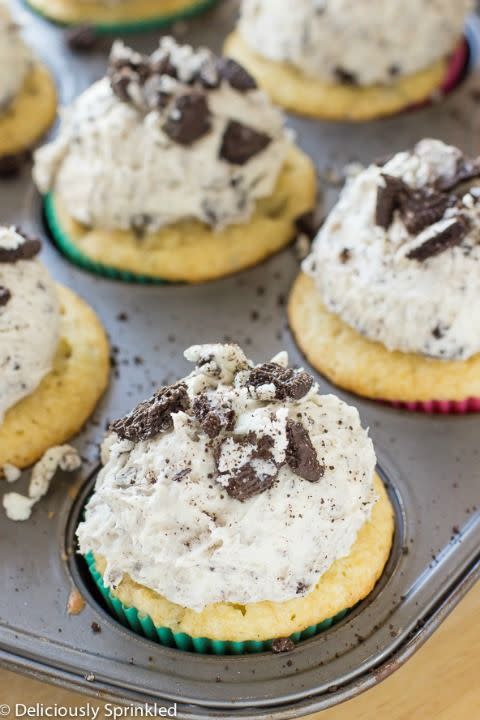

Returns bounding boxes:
[44,193,167,284]
[85,552,349,655]
[441,38,470,94]
[388,397,480,414]
[25,0,218,34]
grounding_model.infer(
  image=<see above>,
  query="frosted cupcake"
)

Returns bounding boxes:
[77,343,394,653]
[225,0,471,121]
[289,139,480,412]
[34,37,315,282]
[0,226,109,468]
[0,1,56,172]
[24,0,218,33]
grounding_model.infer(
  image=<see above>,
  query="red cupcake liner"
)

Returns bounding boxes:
[389,397,480,414]
[441,38,470,94]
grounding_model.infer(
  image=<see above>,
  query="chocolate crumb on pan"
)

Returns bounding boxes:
[66,25,99,53]
[272,637,296,653]
[110,382,190,441]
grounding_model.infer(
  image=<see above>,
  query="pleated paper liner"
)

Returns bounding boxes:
[24,0,218,34]
[388,397,480,414]
[85,552,350,655]
[44,193,167,284]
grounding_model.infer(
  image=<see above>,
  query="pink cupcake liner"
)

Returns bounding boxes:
[441,38,470,94]
[388,397,480,415]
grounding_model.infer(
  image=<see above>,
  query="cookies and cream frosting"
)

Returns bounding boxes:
[33,37,289,234]
[0,1,32,109]
[0,227,60,423]
[304,139,480,361]
[238,0,471,86]
[77,343,377,612]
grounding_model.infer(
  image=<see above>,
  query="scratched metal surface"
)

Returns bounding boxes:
[0,1,479,717]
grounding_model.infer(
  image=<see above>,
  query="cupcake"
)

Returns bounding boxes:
[0,226,109,468]
[77,343,394,653]
[224,0,471,121]
[289,139,480,412]
[0,1,56,172]
[34,37,315,283]
[25,0,218,33]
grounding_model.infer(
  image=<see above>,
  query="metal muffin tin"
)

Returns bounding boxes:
[1,1,480,716]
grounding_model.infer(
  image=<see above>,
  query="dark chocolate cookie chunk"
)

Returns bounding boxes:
[400,188,453,235]
[0,232,41,263]
[193,394,236,439]
[66,25,99,53]
[436,158,480,192]
[286,420,324,483]
[295,210,321,240]
[163,91,211,146]
[247,363,314,401]
[375,174,408,229]
[0,286,11,306]
[219,120,271,165]
[406,216,470,261]
[219,58,257,92]
[110,382,190,442]
[333,67,358,85]
[224,464,277,502]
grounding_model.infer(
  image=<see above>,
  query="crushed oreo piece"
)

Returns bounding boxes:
[333,67,358,85]
[197,56,221,89]
[375,174,408,229]
[340,248,351,263]
[110,382,190,442]
[295,210,320,240]
[0,286,11,306]
[219,58,257,92]
[193,394,236,439]
[436,158,480,192]
[163,91,211,146]
[286,420,324,483]
[400,188,453,235]
[110,66,137,103]
[172,468,192,482]
[272,637,295,653]
[0,233,41,263]
[224,464,277,502]
[66,25,99,53]
[407,216,470,261]
[247,363,314,401]
[219,120,271,166]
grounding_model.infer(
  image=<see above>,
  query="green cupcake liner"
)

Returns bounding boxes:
[44,193,167,284]
[85,551,350,655]
[24,0,218,34]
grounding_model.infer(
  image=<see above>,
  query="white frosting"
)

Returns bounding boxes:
[77,343,377,611]
[239,0,471,86]
[304,139,480,361]
[3,445,81,521]
[0,1,32,109]
[0,227,60,423]
[34,37,289,233]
